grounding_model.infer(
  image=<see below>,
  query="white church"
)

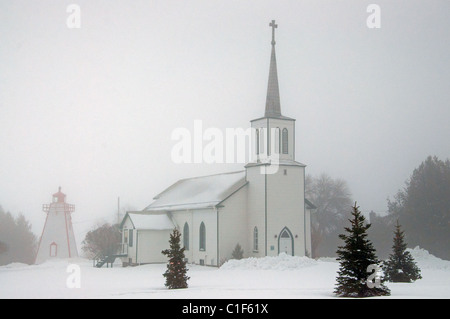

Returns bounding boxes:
[119,21,316,267]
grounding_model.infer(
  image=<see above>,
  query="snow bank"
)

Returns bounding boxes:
[407,246,450,270]
[317,257,338,263]
[0,262,30,269]
[220,253,318,271]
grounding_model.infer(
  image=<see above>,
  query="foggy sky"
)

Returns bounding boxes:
[1,0,449,248]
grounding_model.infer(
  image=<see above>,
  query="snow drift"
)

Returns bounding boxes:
[220,252,318,271]
[407,246,450,270]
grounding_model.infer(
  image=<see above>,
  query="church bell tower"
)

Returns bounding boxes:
[245,20,309,258]
[250,20,296,164]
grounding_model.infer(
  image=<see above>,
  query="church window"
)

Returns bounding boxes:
[256,129,260,155]
[275,127,281,154]
[123,228,128,244]
[259,128,265,154]
[199,222,206,251]
[253,227,259,252]
[128,229,133,247]
[282,128,288,154]
[183,222,189,250]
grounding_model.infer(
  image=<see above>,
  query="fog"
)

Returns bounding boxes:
[1,0,449,248]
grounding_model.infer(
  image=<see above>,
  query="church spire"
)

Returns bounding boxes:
[265,20,282,118]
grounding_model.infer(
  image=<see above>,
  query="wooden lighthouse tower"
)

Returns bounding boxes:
[35,187,78,264]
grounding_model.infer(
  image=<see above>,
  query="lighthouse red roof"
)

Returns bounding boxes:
[52,187,66,203]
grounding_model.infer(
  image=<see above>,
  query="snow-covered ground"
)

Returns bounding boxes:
[1,247,449,299]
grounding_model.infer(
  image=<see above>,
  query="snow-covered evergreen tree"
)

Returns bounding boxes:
[335,203,390,297]
[383,220,422,282]
[162,228,190,289]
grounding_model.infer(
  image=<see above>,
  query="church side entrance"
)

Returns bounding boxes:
[278,227,293,256]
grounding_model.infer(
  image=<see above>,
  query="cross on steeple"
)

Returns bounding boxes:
[270,20,278,45]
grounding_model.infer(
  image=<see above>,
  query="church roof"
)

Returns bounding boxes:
[121,211,175,230]
[245,159,306,168]
[144,171,247,212]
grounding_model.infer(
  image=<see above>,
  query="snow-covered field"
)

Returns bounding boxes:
[1,247,449,299]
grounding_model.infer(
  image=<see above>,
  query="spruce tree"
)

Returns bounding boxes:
[231,243,244,260]
[162,228,190,289]
[383,220,422,282]
[335,203,390,297]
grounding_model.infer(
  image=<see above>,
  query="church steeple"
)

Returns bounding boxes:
[249,20,296,164]
[265,20,282,118]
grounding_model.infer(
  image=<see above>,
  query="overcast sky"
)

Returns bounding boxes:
[1,0,449,246]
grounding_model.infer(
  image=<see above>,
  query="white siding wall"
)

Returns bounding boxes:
[266,164,305,256]
[137,230,171,264]
[246,166,267,258]
[217,185,248,264]
[246,163,307,258]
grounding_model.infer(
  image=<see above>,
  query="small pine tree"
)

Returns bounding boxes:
[383,220,422,282]
[335,202,390,297]
[231,243,244,260]
[161,228,190,289]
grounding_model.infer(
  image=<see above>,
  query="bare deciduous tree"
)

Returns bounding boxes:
[82,223,121,258]
[306,174,353,258]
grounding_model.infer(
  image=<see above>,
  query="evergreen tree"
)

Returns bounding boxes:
[162,228,190,289]
[383,220,422,282]
[231,243,244,260]
[388,156,450,259]
[335,203,390,297]
[0,208,37,265]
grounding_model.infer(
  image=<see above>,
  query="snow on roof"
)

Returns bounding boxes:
[125,212,174,230]
[144,170,247,211]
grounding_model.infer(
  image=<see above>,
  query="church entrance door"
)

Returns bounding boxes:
[279,228,293,256]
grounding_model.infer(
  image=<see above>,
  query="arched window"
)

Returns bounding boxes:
[253,227,259,252]
[274,127,281,154]
[199,222,206,251]
[259,128,265,154]
[256,129,260,155]
[128,229,133,247]
[183,222,189,250]
[282,128,288,154]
